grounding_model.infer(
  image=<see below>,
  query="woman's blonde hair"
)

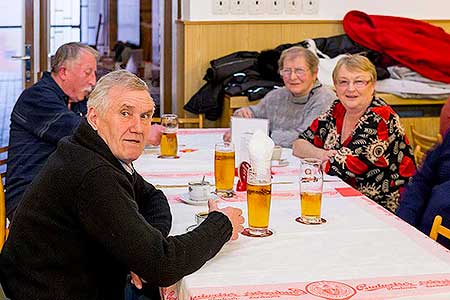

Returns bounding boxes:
[332,54,377,83]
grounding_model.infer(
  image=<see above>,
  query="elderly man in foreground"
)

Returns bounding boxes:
[0,70,244,300]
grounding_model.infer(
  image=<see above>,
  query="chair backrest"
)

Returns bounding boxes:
[0,146,7,180]
[410,125,442,152]
[410,126,442,167]
[430,215,450,242]
[152,114,204,128]
[413,145,425,167]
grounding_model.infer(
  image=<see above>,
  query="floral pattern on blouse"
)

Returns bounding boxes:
[300,98,416,212]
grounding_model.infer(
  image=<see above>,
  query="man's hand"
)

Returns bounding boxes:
[208,199,244,240]
[130,271,147,289]
[234,107,253,118]
[147,124,164,146]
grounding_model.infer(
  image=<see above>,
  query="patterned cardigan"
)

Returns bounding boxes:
[300,97,416,212]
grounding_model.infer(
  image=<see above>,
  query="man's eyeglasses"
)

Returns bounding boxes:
[279,68,308,78]
[336,79,371,89]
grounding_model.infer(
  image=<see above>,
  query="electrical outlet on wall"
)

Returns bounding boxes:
[266,0,284,14]
[230,0,248,14]
[248,0,265,15]
[302,0,319,14]
[285,0,301,14]
[212,0,230,14]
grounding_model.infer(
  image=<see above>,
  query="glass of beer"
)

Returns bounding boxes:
[296,158,325,225]
[214,142,235,197]
[242,166,273,237]
[159,114,178,158]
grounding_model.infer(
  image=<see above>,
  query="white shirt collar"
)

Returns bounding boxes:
[118,160,134,175]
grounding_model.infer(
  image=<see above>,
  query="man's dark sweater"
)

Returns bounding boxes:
[0,120,232,300]
[6,72,86,219]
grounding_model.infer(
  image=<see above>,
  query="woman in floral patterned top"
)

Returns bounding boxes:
[293,54,416,212]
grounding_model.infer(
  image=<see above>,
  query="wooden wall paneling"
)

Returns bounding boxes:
[176,21,185,116]
[247,24,283,51]
[183,24,203,111]
[427,20,450,32]
[176,20,450,127]
[283,22,344,43]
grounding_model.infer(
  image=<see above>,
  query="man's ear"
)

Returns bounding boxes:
[86,107,99,130]
[57,65,68,81]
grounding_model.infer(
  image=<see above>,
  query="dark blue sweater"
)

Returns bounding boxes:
[397,132,450,249]
[6,72,86,219]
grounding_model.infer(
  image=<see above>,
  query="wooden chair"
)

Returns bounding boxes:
[152,114,204,128]
[0,146,7,251]
[0,146,6,180]
[430,215,450,242]
[221,95,261,127]
[410,125,442,152]
[414,145,425,167]
[410,126,442,166]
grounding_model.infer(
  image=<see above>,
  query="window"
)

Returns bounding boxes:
[50,0,81,54]
[118,0,140,45]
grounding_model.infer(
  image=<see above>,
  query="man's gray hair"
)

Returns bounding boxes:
[278,46,319,73]
[88,69,149,115]
[51,42,99,73]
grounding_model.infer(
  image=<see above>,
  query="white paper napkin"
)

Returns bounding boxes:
[248,130,274,177]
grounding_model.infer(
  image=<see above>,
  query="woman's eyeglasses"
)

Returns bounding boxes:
[335,79,371,89]
[279,68,308,78]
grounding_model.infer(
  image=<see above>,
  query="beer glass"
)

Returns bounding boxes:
[159,114,178,158]
[242,166,273,237]
[214,142,235,196]
[297,158,325,225]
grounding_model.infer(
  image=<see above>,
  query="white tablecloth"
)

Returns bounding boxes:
[134,129,450,300]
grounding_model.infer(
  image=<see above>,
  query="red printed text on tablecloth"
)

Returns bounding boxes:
[161,273,450,300]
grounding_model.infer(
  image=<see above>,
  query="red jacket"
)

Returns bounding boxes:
[343,10,450,83]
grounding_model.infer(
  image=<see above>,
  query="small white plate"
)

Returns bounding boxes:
[179,193,217,206]
[143,145,160,154]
